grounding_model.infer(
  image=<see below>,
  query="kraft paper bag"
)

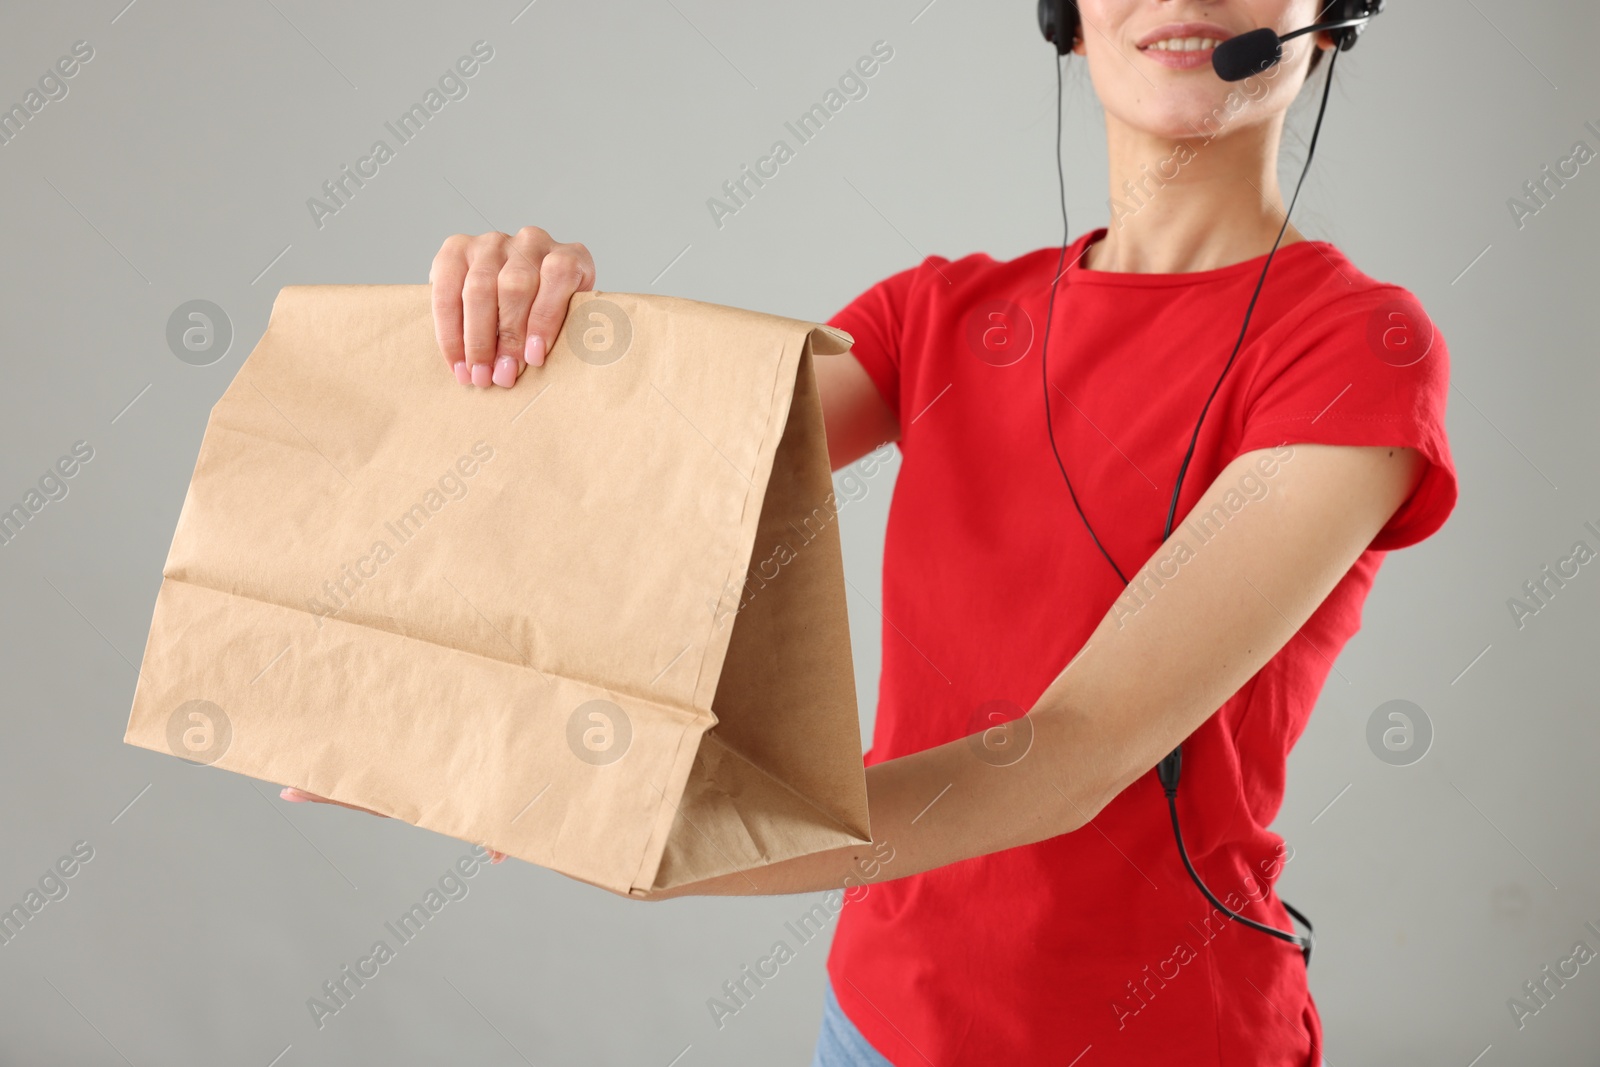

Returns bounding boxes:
[124,285,872,896]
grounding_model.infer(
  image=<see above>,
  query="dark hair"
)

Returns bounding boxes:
[1304,1,1343,80]
[1306,45,1327,80]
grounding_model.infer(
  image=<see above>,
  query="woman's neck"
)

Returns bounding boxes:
[1084,113,1305,274]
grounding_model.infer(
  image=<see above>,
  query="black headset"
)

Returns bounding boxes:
[1038,0,1384,56]
[1030,0,1385,965]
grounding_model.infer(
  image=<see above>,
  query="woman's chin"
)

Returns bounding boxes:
[1112,99,1267,146]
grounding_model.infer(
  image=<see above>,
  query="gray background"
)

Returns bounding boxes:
[1,1,1595,1064]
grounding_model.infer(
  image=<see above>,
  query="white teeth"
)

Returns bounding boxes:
[1148,36,1218,52]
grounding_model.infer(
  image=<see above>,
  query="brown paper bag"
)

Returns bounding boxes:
[124,285,871,896]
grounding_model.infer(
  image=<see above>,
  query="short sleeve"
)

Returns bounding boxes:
[1234,285,1458,551]
[825,258,939,428]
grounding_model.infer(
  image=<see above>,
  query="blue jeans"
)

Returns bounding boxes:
[811,980,895,1067]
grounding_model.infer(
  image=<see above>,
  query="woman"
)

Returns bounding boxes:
[285,1,1456,1063]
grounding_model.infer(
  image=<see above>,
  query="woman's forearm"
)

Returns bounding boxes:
[656,708,1101,898]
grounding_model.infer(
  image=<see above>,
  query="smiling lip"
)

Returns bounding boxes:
[1136,22,1235,70]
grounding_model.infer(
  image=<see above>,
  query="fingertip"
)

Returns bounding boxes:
[452,361,470,386]
[526,334,546,368]
[470,362,492,388]
[492,356,519,388]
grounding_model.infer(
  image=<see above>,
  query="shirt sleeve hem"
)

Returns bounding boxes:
[1233,415,1458,552]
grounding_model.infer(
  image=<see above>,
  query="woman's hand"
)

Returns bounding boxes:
[278,787,507,864]
[429,226,595,389]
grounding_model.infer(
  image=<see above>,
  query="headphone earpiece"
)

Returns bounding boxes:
[1036,0,1078,56]
[1323,0,1385,51]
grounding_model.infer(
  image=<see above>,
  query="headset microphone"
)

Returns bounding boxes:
[1212,4,1384,81]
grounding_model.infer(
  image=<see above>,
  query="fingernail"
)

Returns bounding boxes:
[527,334,546,368]
[452,361,470,385]
[493,355,518,388]
[471,362,491,388]
[280,787,302,802]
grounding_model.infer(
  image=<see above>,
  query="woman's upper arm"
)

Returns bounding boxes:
[816,349,900,471]
[819,258,938,470]
[1043,442,1426,814]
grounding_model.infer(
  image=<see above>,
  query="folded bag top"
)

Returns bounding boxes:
[125,285,870,895]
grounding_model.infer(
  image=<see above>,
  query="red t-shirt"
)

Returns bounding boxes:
[823,228,1457,1067]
